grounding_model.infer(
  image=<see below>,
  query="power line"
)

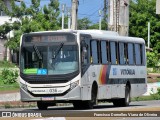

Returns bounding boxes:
[79,13,99,17]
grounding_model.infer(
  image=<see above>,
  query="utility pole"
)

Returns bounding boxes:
[61,4,66,30]
[99,10,102,30]
[67,7,71,29]
[71,0,78,30]
[148,22,150,48]
[103,0,107,30]
[156,0,160,14]
[108,0,129,36]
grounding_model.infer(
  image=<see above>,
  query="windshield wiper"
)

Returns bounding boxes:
[53,42,64,59]
[33,45,42,60]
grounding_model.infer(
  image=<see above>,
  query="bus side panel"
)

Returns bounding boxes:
[97,85,112,99]
[81,64,102,100]
[81,64,147,100]
[130,84,147,97]
[80,85,91,100]
[108,65,147,98]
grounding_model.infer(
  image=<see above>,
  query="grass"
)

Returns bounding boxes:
[0,75,19,92]
[156,78,160,82]
[0,60,17,68]
[132,96,155,101]
[0,83,19,92]
[132,91,160,101]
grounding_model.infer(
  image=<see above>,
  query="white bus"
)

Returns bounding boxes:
[19,30,147,110]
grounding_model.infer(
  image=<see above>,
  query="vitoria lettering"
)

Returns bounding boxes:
[121,69,135,75]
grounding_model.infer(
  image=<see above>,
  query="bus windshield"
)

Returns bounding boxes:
[20,34,78,75]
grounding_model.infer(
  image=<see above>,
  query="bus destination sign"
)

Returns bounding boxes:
[25,35,68,43]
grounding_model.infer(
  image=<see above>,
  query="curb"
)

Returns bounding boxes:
[0,101,36,108]
[0,92,20,102]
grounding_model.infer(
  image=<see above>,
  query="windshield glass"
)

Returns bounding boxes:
[20,44,78,75]
[48,44,78,75]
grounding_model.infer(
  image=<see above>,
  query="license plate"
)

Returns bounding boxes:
[42,97,54,101]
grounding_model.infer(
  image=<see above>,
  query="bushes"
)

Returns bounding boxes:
[150,88,160,100]
[1,69,18,84]
[132,89,160,101]
[0,61,17,68]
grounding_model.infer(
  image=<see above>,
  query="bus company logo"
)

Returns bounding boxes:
[112,68,117,75]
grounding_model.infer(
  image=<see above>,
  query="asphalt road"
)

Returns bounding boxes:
[0,100,160,120]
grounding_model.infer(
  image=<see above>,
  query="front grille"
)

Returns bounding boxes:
[20,71,79,84]
[28,89,70,97]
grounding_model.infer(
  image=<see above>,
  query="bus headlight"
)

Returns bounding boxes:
[20,82,27,91]
[70,80,79,90]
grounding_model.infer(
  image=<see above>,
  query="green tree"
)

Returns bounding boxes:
[89,20,108,30]
[89,23,99,29]
[58,16,68,29]
[78,17,108,30]
[78,17,91,30]
[129,0,160,50]
[0,0,60,50]
[146,51,159,67]
[130,0,160,68]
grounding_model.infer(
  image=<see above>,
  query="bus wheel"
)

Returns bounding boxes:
[122,85,130,106]
[84,84,97,109]
[113,85,130,107]
[113,100,121,107]
[73,101,83,109]
[37,101,48,110]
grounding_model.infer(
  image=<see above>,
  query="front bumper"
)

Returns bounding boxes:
[20,86,81,102]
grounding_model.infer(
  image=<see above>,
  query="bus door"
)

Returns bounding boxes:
[80,34,92,85]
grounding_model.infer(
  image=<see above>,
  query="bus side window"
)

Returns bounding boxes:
[108,42,111,63]
[139,44,145,65]
[116,42,119,64]
[110,41,117,64]
[81,40,88,65]
[135,44,141,65]
[142,44,146,65]
[124,43,128,64]
[128,43,134,65]
[119,42,125,65]
[101,41,108,64]
[91,40,98,64]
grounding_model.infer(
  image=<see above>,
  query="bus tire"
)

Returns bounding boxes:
[113,85,130,107]
[122,85,130,106]
[113,99,121,107]
[73,101,83,109]
[84,83,97,109]
[37,101,48,110]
